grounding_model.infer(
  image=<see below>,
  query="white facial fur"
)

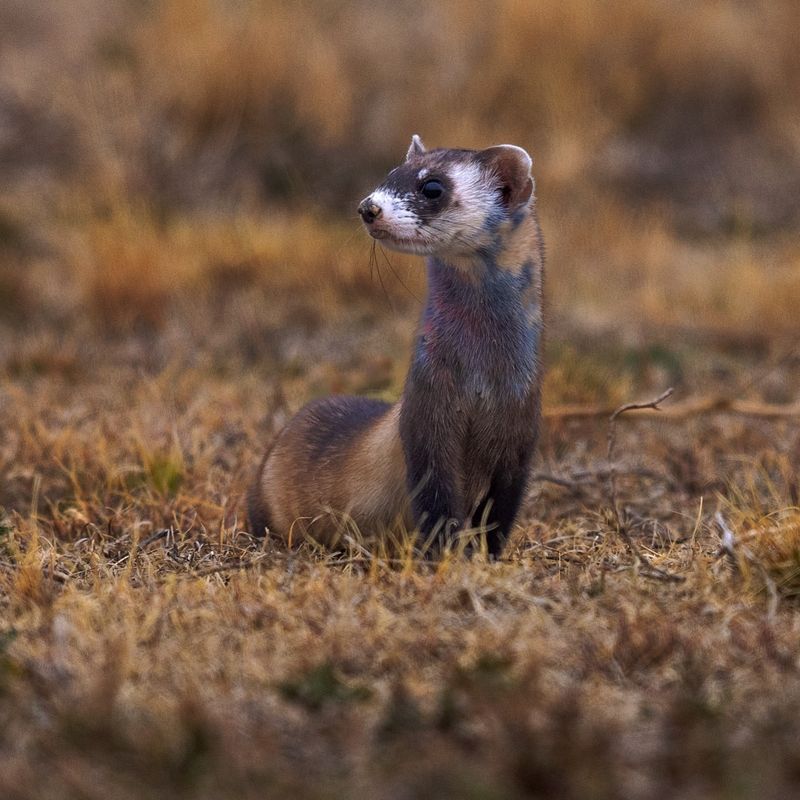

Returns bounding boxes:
[424,162,498,256]
[363,189,424,247]
[361,161,504,257]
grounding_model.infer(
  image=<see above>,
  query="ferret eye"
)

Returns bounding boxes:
[420,179,444,199]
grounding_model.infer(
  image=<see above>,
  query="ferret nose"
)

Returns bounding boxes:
[358,198,382,224]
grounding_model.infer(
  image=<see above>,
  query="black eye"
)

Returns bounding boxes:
[420,179,444,199]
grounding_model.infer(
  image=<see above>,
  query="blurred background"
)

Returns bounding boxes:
[4,6,800,796]
[1,0,799,404]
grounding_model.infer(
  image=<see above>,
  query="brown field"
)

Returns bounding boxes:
[2,1,800,797]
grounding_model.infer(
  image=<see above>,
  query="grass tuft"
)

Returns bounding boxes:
[142,449,185,497]
[744,514,800,600]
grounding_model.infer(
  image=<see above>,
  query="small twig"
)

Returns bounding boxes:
[190,558,268,578]
[624,564,685,583]
[544,396,800,421]
[607,387,676,422]
[534,466,666,491]
[139,528,170,549]
[605,388,683,583]
[606,388,675,537]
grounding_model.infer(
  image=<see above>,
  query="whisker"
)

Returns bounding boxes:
[371,240,395,312]
[369,240,376,283]
[378,245,421,304]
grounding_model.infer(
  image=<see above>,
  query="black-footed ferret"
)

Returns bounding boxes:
[248,135,544,556]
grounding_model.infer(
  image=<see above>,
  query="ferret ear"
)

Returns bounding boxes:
[406,134,426,161]
[478,144,534,211]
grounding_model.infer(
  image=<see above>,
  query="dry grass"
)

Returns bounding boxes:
[2,1,800,797]
[2,331,800,798]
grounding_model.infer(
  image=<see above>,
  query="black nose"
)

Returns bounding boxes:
[358,198,382,224]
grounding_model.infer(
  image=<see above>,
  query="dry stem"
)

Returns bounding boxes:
[605,388,683,582]
[545,396,800,421]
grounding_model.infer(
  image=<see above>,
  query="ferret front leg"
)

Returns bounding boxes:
[408,464,465,552]
[401,415,466,553]
[477,461,532,558]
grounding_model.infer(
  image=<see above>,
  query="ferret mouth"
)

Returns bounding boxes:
[365,227,431,254]
[378,237,431,255]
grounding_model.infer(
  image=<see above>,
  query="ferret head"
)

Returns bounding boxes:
[358,135,534,258]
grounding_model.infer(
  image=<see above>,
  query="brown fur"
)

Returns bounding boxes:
[250,140,543,553]
[251,400,409,546]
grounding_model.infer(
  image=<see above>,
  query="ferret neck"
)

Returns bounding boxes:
[426,210,540,298]
[431,209,538,274]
